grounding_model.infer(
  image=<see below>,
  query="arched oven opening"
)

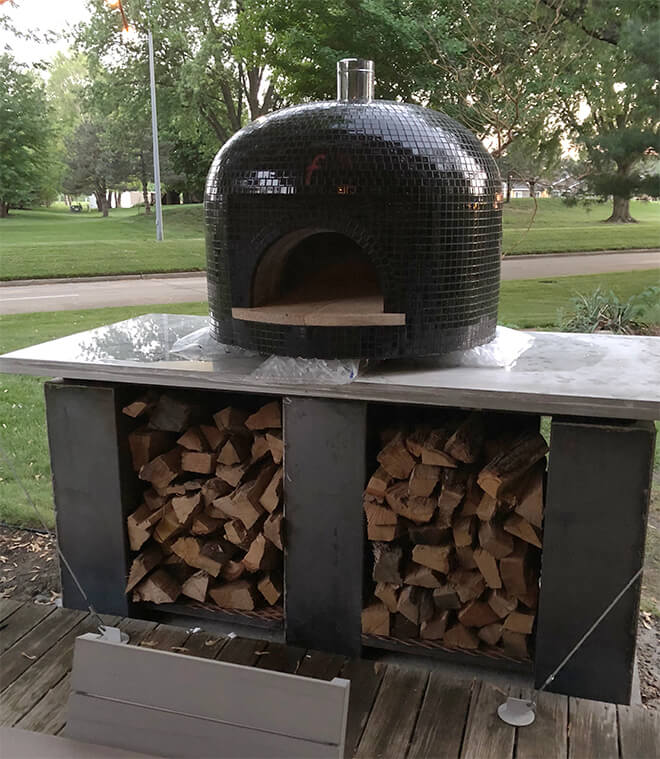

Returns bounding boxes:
[231,229,405,327]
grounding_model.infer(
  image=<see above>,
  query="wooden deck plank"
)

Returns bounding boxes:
[14,674,72,735]
[340,657,385,757]
[517,688,568,759]
[355,665,428,759]
[136,622,191,652]
[460,681,516,759]
[177,629,229,659]
[296,650,346,680]
[0,603,55,653]
[0,614,121,727]
[407,673,474,759]
[618,704,660,759]
[216,636,269,666]
[1,608,87,692]
[255,641,307,674]
[0,599,22,624]
[568,697,618,759]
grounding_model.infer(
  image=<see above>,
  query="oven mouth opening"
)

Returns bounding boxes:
[232,229,406,327]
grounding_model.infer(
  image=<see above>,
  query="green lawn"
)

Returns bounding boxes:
[1,199,658,281]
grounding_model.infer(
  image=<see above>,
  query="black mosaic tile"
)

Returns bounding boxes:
[205,99,502,359]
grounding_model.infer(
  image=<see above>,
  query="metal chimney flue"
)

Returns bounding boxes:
[337,58,375,102]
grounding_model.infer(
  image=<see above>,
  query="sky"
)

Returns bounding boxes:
[0,0,90,65]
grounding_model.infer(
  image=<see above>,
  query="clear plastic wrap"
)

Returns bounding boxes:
[251,355,361,384]
[170,326,258,360]
[438,326,534,368]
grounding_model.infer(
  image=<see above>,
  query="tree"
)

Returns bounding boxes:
[497,132,562,199]
[0,54,54,217]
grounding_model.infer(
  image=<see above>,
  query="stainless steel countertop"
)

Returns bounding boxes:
[1,315,658,420]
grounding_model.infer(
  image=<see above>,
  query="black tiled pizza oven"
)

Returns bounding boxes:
[205,59,502,359]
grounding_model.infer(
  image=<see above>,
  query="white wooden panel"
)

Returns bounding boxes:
[1,727,160,758]
[66,694,341,759]
[69,634,349,756]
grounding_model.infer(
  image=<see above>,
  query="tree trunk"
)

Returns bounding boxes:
[505,173,512,203]
[605,195,637,223]
[140,152,151,215]
[94,191,104,213]
[528,179,536,198]
[0,200,8,218]
[115,191,121,209]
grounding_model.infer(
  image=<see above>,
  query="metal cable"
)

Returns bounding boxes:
[0,435,108,633]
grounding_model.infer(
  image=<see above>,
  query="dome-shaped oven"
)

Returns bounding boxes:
[205,59,502,359]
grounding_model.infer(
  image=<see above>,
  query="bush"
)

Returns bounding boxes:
[560,286,660,334]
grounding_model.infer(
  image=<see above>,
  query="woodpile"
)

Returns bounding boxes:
[123,393,284,612]
[362,412,547,660]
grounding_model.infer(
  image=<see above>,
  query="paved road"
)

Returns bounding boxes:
[1,250,658,315]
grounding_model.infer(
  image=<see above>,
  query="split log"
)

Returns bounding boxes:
[432,584,462,610]
[504,611,535,635]
[477,431,548,498]
[372,542,403,585]
[361,602,390,635]
[144,489,167,511]
[206,494,233,520]
[221,560,245,583]
[251,433,271,462]
[449,568,486,604]
[456,546,478,570]
[176,426,209,452]
[191,512,222,536]
[213,407,249,433]
[478,521,514,559]
[403,562,442,588]
[473,548,502,589]
[478,623,503,647]
[437,474,465,527]
[365,467,391,500]
[242,534,279,573]
[512,462,544,528]
[245,401,282,431]
[201,478,233,508]
[502,630,529,659]
[263,509,284,551]
[260,467,283,513]
[364,500,398,526]
[171,537,230,577]
[133,569,180,604]
[476,493,498,522]
[153,504,185,544]
[199,424,227,452]
[216,461,251,488]
[444,413,485,464]
[503,513,542,548]
[457,600,500,628]
[386,483,435,523]
[405,426,432,458]
[487,589,518,619]
[139,449,182,490]
[171,492,202,525]
[149,396,195,433]
[397,586,434,625]
[257,572,283,605]
[392,613,419,639]
[421,429,457,468]
[407,523,450,546]
[374,582,400,612]
[367,522,402,541]
[452,516,475,548]
[226,468,274,528]
[181,570,209,603]
[500,542,533,597]
[408,464,442,498]
[420,610,450,640]
[128,428,174,471]
[181,451,217,475]
[208,579,258,611]
[377,433,416,479]
[127,502,164,536]
[218,436,251,466]
[518,583,539,610]
[266,432,284,464]
[443,624,479,649]
[412,544,452,574]
[224,519,258,549]
[122,396,154,418]
[125,545,162,592]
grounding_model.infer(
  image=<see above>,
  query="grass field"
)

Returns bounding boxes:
[1,199,658,281]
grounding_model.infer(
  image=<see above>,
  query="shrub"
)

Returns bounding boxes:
[561,286,660,334]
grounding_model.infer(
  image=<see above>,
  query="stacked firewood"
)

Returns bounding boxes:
[361,412,547,660]
[122,393,284,612]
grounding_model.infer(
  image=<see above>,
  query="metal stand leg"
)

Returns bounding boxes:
[535,417,655,704]
[283,396,366,656]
